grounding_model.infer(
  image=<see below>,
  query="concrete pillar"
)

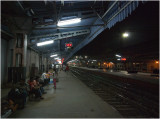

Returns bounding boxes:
[13,33,27,67]
[10,33,27,83]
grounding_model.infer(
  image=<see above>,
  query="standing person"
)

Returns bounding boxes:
[54,65,58,77]
[45,71,50,84]
[56,65,59,76]
[65,65,69,72]
[53,78,56,89]
[41,72,46,86]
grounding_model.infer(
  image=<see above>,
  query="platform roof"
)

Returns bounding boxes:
[1,1,142,63]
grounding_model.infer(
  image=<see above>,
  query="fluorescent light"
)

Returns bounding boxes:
[115,54,121,57]
[37,40,54,46]
[50,54,58,57]
[57,18,81,26]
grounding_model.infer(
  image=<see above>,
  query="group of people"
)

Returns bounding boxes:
[6,65,70,112]
[7,75,48,111]
[7,79,30,110]
[28,76,47,100]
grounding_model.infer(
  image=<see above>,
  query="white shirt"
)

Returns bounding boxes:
[41,73,46,81]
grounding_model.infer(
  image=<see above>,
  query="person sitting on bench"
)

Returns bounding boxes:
[34,76,47,94]
[28,77,44,99]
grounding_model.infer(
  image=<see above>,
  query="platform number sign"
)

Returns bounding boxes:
[65,42,73,48]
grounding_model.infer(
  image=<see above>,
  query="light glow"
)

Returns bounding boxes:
[50,54,58,57]
[122,32,129,38]
[57,18,81,26]
[117,59,121,60]
[121,58,126,61]
[155,61,159,64]
[115,54,121,57]
[37,40,54,46]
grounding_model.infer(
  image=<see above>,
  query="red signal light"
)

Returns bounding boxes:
[121,58,126,61]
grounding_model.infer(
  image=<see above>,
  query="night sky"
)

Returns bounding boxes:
[76,1,159,60]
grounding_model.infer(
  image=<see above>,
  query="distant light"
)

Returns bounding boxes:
[50,54,58,57]
[104,62,106,65]
[115,54,121,57]
[93,60,97,61]
[121,58,126,61]
[155,61,159,64]
[57,18,81,26]
[117,59,121,60]
[122,32,129,38]
[110,62,113,64]
[37,40,54,46]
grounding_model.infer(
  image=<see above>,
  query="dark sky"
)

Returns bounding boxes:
[76,1,159,60]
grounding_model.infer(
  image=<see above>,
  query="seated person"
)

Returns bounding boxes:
[28,77,44,99]
[2,99,18,113]
[15,79,29,106]
[8,87,25,109]
[35,76,47,94]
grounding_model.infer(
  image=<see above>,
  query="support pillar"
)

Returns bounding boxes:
[8,33,27,83]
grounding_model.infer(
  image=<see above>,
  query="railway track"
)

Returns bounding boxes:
[70,67,159,118]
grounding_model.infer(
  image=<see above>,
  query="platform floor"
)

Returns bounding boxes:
[77,67,159,84]
[9,71,122,118]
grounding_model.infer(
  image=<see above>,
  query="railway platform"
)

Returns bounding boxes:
[77,66,159,84]
[8,71,122,118]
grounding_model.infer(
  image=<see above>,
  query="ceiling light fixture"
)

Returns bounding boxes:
[37,40,54,46]
[50,54,58,57]
[57,18,81,26]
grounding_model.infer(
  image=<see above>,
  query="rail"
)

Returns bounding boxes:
[70,67,159,118]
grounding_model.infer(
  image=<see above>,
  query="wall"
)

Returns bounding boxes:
[26,48,40,78]
[26,48,49,77]
[1,39,8,85]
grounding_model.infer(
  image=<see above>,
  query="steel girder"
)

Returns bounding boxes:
[29,29,90,46]
[64,1,140,62]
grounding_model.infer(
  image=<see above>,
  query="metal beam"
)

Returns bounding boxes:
[33,9,100,27]
[1,29,14,38]
[33,24,104,30]
[29,29,90,46]
[30,29,90,39]
[91,1,118,26]
[101,0,118,19]
[64,1,135,62]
